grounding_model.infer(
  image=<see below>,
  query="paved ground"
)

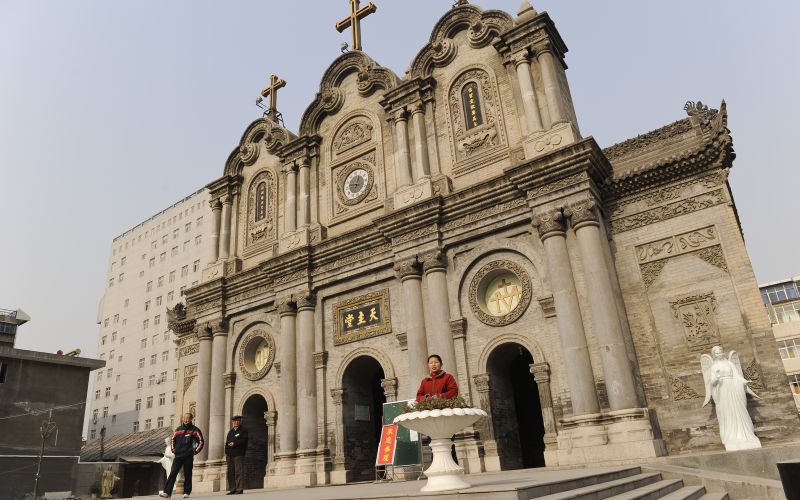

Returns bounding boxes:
[145,466,629,500]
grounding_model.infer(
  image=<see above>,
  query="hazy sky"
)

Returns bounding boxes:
[1,1,798,357]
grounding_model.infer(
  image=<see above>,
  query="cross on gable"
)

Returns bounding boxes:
[335,0,377,52]
[260,74,286,115]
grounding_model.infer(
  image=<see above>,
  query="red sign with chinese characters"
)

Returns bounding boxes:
[375,424,398,466]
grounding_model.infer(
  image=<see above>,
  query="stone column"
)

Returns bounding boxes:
[529,362,557,445]
[330,388,346,470]
[207,326,229,461]
[409,103,431,179]
[534,209,600,416]
[223,372,236,430]
[513,52,544,134]
[395,258,429,385]
[296,294,317,452]
[278,300,298,455]
[392,109,413,188]
[422,251,458,378]
[219,195,232,261]
[265,411,278,465]
[380,378,398,403]
[536,44,566,125]
[195,327,213,461]
[208,199,222,265]
[567,200,639,411]
[297,159,310,228]
[285,164,297,233]
[473,373,500,472]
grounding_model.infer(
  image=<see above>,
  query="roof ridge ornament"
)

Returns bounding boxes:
[336,0,377,52]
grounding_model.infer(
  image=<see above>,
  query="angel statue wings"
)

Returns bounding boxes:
[701,346,762,451]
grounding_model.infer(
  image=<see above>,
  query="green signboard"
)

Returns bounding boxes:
[382,400,422,467]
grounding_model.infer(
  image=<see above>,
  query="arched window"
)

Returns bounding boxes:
[255,182,267,222]
[461,82,484,130]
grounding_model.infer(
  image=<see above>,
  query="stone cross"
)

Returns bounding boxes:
[260,74,286,115]
[335,0,377,51]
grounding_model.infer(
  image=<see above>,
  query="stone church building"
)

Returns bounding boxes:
[168,1,800,491]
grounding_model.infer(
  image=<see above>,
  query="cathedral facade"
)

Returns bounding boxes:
[168,2,800,491]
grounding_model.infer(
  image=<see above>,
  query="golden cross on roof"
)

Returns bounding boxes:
[335,0,377,52]
[260,74,286,114]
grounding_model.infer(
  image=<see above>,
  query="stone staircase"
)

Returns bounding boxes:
[511,466,728,500]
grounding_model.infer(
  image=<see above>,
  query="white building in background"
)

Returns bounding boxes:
[87,188,211,439]
[760,276,800,411]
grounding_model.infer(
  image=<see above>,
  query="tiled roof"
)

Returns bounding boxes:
[81,427,172,462]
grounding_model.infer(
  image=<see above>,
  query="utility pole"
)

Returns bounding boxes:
[32,410,57,500]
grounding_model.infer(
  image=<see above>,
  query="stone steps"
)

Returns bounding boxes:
[656,485,708,500]
[534,472,665,499]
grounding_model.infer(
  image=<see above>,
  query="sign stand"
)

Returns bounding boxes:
[375,400,423,482]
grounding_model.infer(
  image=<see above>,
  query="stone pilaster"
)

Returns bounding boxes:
[329,388,349,485]
[223,372,236,429]
[219,195,232,260]
[297,158,310,228]
[529,363,558,454]
[285,164,297,233]
[395,258,428,387]
[566,199,640,411]
[277,299,298,467]
[207,325,228,462]
[409,102,431,180]
[380,378,398,403]
[265,410,278,475]
[391,108,413,188]
[295,294,318,465]
[208,199,222,265]
[472,373,499,472]
[535,41,566,125]
[512,51,544,134]
[449,318,470,405]
[195,326,213,461]
[533,208,600,417]
[422,250,457,379]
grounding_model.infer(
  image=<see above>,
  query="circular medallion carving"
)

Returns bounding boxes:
[336,161,374,206]
[238,329,275,381]
[469,260,532,326]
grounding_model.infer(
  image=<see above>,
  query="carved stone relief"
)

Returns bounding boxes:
[332,120,374,158]
[670,376,702,401]
[245,170,277,249]
[612,189,726,233]
[447,67,508,173]
[238,329,276,381]
[468,260,532,327]
[669,292,720,351]
[636,226,728,288]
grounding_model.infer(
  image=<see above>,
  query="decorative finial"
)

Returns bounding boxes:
[516,1,537,23]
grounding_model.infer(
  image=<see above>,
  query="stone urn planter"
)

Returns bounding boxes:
[394,407,487,492]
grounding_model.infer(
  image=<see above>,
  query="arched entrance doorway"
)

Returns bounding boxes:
[342,355,386,481]
[486,342,545,469]
[241,394,268,489]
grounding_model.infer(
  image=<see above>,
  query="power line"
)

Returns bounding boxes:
[0,401,87,421]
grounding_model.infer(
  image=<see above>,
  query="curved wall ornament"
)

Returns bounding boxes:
[237,329,276,381]
[469,260,532,327]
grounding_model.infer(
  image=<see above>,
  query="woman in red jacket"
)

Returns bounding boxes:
[416,354,459,402]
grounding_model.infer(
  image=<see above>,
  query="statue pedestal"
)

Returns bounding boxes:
[395,408,487,492]
[522,121,579,160]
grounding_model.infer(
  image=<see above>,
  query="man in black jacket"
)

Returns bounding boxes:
[160,413,204,498]
[225,415,248,495]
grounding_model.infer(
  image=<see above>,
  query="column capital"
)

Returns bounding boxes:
[409,102,425,116]
[533,39,556,57]
[394,257,422,280]
[278,299,297,317]
[313,350,328,369]
[265,410,278,426]
[210,198,222,210]
[197,325,213,341]
[565,199,599,229]
[296,157,311,169]
[511,50,531,68]
[530,362,551,383]
[296,293,317,311]
[449,318,467,340]
[421,250,448,273]
[473,373,491,393]
[221,194,232,205]
[330,387,346,405]
[284,162,298,175]
[390,107,408,123]
[532,208,566,240]
[380,378,398,399]
[223,372,236,388]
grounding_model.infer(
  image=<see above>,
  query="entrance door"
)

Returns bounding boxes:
[342,355,386,481]
[487,342,545,469]
[242,394,268,489]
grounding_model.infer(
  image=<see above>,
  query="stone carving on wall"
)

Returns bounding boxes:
[441,198,526,232]
[448,67,507,173]
[333,120,373,157]
[670,292,720,351]
[670,376,702,401]
[469,260,532,327]
[178,342,199,358]
[612,189,726,233]
[246,170,277,248]
[612,172,727,217]
[238,329,276,381]
[183,364,197,395]
[636,226,728,288]
[537,296,556,318]
[743,359,764,390]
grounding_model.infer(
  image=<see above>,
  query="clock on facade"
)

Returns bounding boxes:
[343,168,370,200]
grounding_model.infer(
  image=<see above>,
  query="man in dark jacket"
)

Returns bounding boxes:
[225,415,248,494]
[160,413,205,498]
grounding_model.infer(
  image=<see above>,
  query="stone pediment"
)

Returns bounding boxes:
[299,51,399,136]
[223,117,296,176]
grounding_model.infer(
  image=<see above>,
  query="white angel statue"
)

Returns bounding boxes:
[701,346,762,451]
[157,436,176,495]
